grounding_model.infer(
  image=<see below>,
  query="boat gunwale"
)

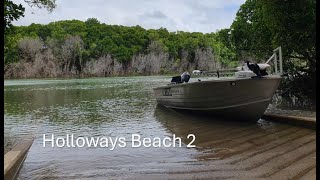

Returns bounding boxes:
[153,75,283,90]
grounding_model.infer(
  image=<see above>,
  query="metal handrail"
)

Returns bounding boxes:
[192,46,283,77]
[266,46,283,75]
[193,68,237,78]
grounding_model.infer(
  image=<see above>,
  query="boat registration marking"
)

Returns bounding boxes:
[162,88,172,96]
[162,88,180,96]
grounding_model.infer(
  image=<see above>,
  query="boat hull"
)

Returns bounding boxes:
[153,76,282,121]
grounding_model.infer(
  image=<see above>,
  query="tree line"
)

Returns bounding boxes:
[4,18,237,78]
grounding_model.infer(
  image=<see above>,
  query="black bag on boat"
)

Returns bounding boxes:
[171,76,182,83]
[171,71,191,84]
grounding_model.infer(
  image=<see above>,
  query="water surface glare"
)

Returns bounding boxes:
[4,76,315,179]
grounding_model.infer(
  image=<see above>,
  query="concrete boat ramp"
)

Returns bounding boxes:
[129,114,316,179]
[4,114,316,179]
[4,138,34,180]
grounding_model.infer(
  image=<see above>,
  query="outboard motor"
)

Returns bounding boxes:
[246,61,262,76]
[246,61,270,77]
[257,63,269,76]
[170,71,191,84]
[181,71,190,83]
[171,76,182,83]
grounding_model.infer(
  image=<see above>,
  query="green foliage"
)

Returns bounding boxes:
[24,0,56,12]
[230,0,273,59]
[85,18,100,26]
[230,0,316,107]
[4,0,56,31]
[216,28,232,49]
[4,0,25,30]
[4,0,57,66]
[259,0,315,67]
[5,18,237,68]
[230,0,315,62]
[4,33,23,65]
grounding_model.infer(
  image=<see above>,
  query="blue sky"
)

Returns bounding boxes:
[12,0,246,33]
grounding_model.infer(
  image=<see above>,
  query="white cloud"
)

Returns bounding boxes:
[12,0,246,33]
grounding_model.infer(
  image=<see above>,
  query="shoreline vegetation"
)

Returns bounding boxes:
[4,20,237,79]
[4,0,315,109]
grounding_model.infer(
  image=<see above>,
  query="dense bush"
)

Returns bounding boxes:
[4,19,237,78]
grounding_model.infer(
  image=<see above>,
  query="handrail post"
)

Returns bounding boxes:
[266,53,275,64]
[279,47,283,74]
[264,46,283,75]
[274,52,278,74]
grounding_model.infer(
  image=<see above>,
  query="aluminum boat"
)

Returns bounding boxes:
[153,47,284,121]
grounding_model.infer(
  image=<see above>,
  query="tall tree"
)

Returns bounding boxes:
[4,0,25,30]
[259,0,316,69]
[230,0,316,107]
[4,0,56,31]
[230,0,273,60]
[260,0,316,105]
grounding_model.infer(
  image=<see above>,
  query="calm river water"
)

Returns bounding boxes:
[4,76,316,179]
